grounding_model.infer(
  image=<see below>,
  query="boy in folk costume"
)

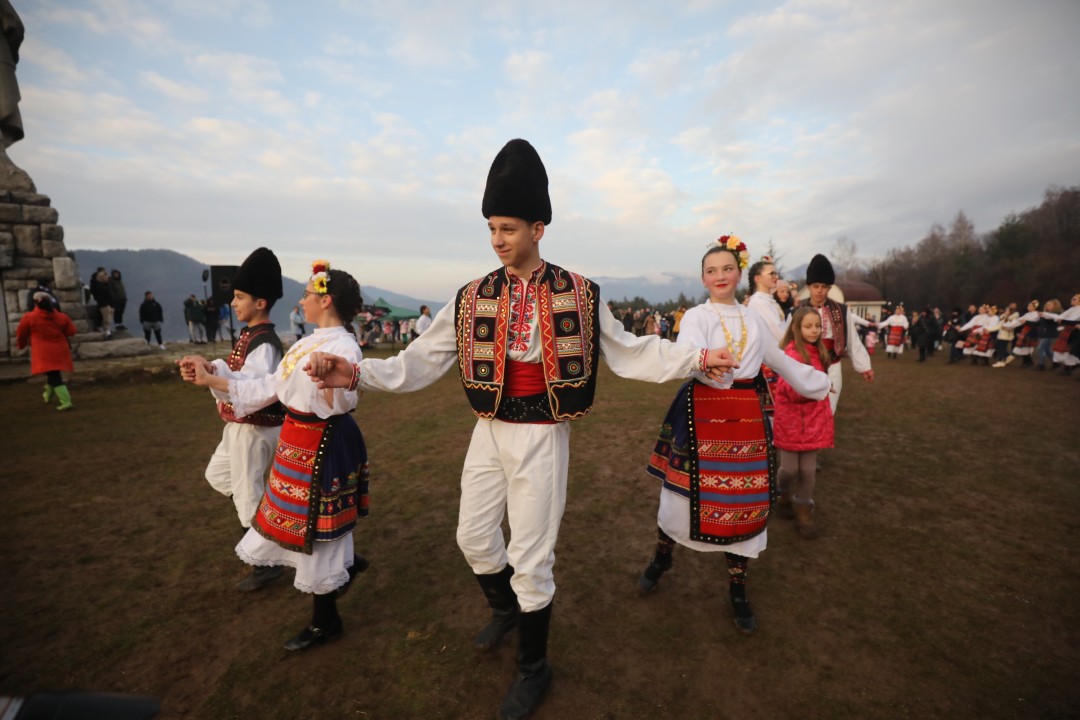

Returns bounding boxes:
[804,254,873,412]
[202,247,288,591]
[304,139,736,720]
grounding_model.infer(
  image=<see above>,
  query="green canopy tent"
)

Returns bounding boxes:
[367,297,422,350]
[369,297,421,321]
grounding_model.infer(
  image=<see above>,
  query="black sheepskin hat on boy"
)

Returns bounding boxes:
[232,247,283,304]
[482,139,552,225]
[805,253,836,286]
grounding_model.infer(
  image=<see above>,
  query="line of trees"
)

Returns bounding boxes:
[857,185,1079,311]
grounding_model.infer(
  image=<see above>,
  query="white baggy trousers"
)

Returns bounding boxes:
[205,422,279,527]
[456,418,570,613]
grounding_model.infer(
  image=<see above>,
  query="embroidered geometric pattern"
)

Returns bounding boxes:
[456,262,601,421]
[647,379,776,545]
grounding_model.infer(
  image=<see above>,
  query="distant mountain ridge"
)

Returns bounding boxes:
[72,249,444,342]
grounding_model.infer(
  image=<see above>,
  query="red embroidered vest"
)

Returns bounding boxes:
[217,323,286,427]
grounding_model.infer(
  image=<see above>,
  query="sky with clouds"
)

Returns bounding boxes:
[12,0,1080,301]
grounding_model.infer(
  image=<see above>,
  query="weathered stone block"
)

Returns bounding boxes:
[14,224,41,255]
[42,240,66,258]
[16,287,30,311]
[41,224,64,242]
[23,206,59,224]
[10,191,51,207]
[64,304,87,321]
[53,288,80,304]
[0,242,11,269]
[74,319,89,333]
[0,204,21,223]
[15,256,52,272]
[53,256,79,289]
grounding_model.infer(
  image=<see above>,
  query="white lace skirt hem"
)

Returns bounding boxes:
[236,528,354,594]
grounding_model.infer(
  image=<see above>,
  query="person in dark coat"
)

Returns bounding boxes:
[89,267,115,338]
[910,307,937,362]
[109,269,128,330]
[139,291,165,349]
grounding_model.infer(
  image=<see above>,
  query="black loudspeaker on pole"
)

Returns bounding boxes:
[209,266,240,307]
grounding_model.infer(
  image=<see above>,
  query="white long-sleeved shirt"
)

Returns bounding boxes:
[215,326,362,419]
[358,270,706,395]
[746,291,786,344]
[677,302,829,398]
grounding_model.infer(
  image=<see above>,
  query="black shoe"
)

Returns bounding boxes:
[337,554,369,598]
[498,659,553,720]
[730,586,757,635]
[638,553,672,593]
[236,564,285,592]
[283,619,343,651]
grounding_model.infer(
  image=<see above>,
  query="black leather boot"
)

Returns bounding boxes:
[638,545,673,592]
[498,603,553,720]
[473,565,519,651]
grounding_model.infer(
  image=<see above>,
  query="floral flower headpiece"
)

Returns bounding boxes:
[708,234,750,270]
[311,260,331,295]
[760,254,773,264]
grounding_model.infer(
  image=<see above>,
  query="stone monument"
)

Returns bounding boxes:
[0,0,147,359]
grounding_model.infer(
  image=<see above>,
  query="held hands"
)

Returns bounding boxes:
[861,369,875,383]
[303,351,355,389]
[704,347,739,383]
[176,355,214,385]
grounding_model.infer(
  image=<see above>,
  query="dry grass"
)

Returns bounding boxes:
[0,349,1077,719]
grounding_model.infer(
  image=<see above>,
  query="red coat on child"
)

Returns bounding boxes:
[772,341,834,452]
[16,306,77,375]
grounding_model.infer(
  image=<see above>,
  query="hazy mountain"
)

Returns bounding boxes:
[73,249,444,342]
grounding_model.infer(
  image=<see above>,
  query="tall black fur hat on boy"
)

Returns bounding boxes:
[232,247,283,301]
[805,254,836,286]
[482,139,552,225]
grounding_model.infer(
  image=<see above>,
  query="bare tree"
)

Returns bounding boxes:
[831,236,860,281]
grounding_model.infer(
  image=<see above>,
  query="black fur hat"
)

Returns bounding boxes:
[482,139,552,225]
[805,254,835,285]
[232,247,283,301]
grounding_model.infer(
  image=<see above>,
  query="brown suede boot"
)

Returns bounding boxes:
[776,491,795,520]
[793,502,819,539]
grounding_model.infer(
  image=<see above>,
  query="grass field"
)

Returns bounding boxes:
[1,348,1077,719]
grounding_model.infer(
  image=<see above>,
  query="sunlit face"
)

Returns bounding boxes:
[232,289,265,323]
[808,282,830,307]
[489,216,543,273]
[801,311,823,344]
[755,264,778,293]
[701,250,742,304]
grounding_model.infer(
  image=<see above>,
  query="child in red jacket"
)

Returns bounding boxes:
[773,306,835,538]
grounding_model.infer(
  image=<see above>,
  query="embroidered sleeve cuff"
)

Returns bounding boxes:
[697,348,708,373]
[348,363,362,392]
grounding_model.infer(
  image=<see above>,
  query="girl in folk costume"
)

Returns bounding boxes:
[640,237,830,635]
[977,305,1002,366]
[16,292,77,411]
[1003,300,1041,367]
[958,304,992,366]
[1044,293,1080,375]
[183,262,370,651]
[773,307,834,539]
[876,305,910,359]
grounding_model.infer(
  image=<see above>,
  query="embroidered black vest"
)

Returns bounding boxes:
[455,262,601,422]
[218,323,286,426]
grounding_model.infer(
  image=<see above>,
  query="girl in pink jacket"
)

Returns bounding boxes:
[773,306,835,539]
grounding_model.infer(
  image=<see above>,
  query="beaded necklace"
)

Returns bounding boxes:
[708,301,747,364]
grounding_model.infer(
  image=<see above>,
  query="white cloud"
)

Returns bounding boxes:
[139,71,210,104]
